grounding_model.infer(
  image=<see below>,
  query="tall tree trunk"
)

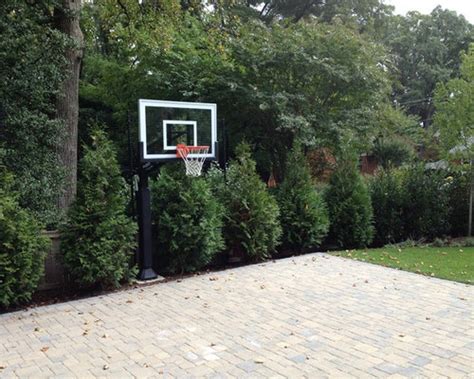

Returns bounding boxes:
[55,0,84,212]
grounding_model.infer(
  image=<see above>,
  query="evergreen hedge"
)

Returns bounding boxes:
[325,157,374,248]
[151,165,224,274]
[219,143,282,261]
[61,129,137,288]
[277,144,329,251]
[0,160,49,308]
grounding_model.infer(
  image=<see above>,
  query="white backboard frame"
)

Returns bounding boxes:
[139,99,217,161]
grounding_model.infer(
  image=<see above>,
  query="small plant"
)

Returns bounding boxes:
[369,169,405,246]
[277,143,329,252]
[325,155,374,248]
[0,160,49,307]
[151,164,224,274]
[219,143,282,261]
[61,128,137,288]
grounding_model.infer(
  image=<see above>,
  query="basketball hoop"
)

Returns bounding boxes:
[176,144,209,176]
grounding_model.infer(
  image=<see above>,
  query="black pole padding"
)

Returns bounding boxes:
[136,142,158,281]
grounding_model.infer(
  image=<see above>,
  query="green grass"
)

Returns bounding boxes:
[333,246,474,284]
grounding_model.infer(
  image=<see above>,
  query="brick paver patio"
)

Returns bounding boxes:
[0,253,472,378]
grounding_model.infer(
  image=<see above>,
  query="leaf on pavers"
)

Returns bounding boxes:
[177,279,182,283]
[260,284,265,289]
[102,334,108,339]
[364,280,369,283]
[352,284,357,287]
[34,327,41,332]
[0,366,5,370]
[254,359,264,364]
[184,296,189,299]
[458,297,467,301]
[425,317,431,320]
[40,346,49,353]
[103,365,109,371]
[209,276,219,281]
[126,300,133,303]
[143,363,150,368]
[83,329,89,336]
[196,295,200,299]
[398,334,405,338]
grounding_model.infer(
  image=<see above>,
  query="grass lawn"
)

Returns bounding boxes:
[333,246,474,284]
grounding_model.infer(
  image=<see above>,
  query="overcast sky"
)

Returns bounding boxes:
[384,0,474,23]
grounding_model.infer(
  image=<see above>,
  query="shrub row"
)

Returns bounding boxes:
[370,165,470,246]
[151,143,329,274]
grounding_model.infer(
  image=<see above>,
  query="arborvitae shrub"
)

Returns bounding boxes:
[325,157,374,248]
[277,144,329,252]
[446,167,471,237]
[61,129,137,288]
[219,143,282,261]
[151,165,224,274]
[369,169,405,246]
[0,161,49,308]
[400,165,450,240]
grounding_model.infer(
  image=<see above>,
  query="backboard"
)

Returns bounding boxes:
[139,99,217,161]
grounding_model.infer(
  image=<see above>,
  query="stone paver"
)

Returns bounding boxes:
[0,253,473,378]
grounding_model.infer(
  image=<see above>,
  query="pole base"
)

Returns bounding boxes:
[139,267,159,281]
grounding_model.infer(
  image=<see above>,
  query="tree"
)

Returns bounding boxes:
[433,45,474,236]
[54,0,84,212]
[0,1,68,226]
[385,7,473,127]
[277,144,329,251]
[325,154,374,248]
[61,129,137,288]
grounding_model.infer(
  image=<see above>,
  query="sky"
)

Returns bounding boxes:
[385,0,474,23]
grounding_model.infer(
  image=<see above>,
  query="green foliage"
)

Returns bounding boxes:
[0,160,49,308]
[277,144,329,251]
[400,165,451,240]
[446,167,471,237]
[434,45,474,159]
[369,169,405,246]
[61,129,137,288]
[384,7,473,126]
[0,1,68,226]
[219,143,282,260]
[372,137,413,169]
[325,155,374,248]
[151,165,224,274]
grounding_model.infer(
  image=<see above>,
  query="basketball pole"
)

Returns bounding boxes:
[136,142,158,281]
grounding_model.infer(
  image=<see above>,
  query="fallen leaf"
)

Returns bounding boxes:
[398,334,405,338]
[209,277,219,281]
[103,364,109,371]
[458,297,467,301]
[40,346,49,353]
[126,300,133,304]
[254,359,264,364]
[425,317,431,320]
[260,285,265,289]
[0,366,5,370]
[34,327,40,332]
[102,334,108,339]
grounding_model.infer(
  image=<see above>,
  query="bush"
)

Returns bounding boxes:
[220,143,281,261]
[0,161,49,307]
[372,138,413,169]
[61,129,137,288]
[277,144,329,252]
[369,169,405,246]
[446,167,471,237]
[325,156,374,248]
[151,164,224,274]
[400,165,450,240]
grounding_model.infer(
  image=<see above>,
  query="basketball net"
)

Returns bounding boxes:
[176,144,209,176]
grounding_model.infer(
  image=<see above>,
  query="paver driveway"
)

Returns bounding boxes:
[1,253,473,378]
